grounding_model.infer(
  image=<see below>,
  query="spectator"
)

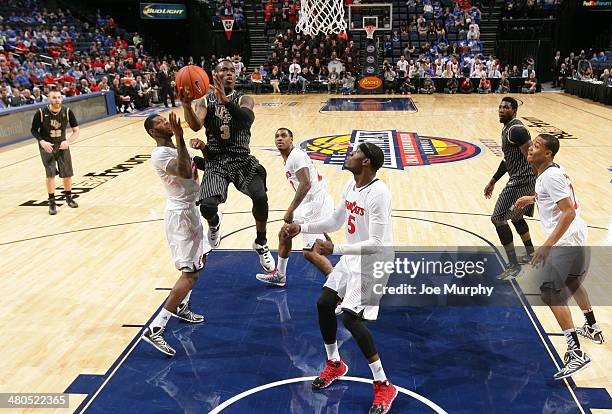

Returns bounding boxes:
[552,50,562,87]
[340,72,355,94]
[399,76,416,95]
[420,75,435,94]
[1,88,10,108]
[327,66,340,94]
[383,64,397,93]
[32,87,46,103]
[459,77,472,93]
[521,64,534,78]
[251,68,263,94]
[445,75,458,94]
[497,73,510,93]
[287,68,301,94]
[557,63,569,89]
[522,72,537,93]
[477,74,491,93]
[269,66,281,94]
[9,88,25,107]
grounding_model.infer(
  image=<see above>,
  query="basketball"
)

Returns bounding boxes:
[175,65,210,99]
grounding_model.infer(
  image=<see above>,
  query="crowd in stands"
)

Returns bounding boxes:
[552,49,612,89]
[211,0,246,30]
[0,0,200,111]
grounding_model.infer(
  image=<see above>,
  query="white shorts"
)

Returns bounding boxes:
[324,252,393,321]
[164,206,211,272]
[293,190,334,250]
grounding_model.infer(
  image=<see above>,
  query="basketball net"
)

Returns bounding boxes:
[295,0,347,36]
[365,25,376,40]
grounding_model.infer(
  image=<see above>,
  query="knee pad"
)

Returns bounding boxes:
[251,193,269,222]
[512,218,529,236]
[199,198,219,220]
[495,223,513,246]
[317,287,338,313]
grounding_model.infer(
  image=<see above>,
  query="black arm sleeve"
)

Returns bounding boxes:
[492,160,507,182]
[507,125,530,146]
[224,101,255,127]
[67,108,79,127]
[31,110,43,141]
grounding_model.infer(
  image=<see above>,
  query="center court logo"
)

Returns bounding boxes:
[301,130,481,169]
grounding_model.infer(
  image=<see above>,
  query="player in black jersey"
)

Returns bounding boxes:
[484,97,536,280]
[179,59,275,272]
[31,89,80,215]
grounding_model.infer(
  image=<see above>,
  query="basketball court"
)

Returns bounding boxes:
[0,91,610,413]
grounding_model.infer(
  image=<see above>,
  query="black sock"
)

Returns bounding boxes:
[62,190,72,198]
[208,214,220,228]
[524,239,534,255]
[255,231,267,246]
[505,246,518,265]
[564,329,580,351]
[583,309,596,326]
[48,193,55,201]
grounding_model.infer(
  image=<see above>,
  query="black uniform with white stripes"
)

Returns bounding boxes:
[198,90,266,203]
[492,118,536,221]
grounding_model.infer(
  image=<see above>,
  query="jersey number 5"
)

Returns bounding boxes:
[220,124,230,140]
[347,215,356,234]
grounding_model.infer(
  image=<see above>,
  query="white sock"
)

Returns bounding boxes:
[181,290,192,306]
[150,308,173,330]
[369,359,387,382]
[278,256,289,275]
[324,342,340,361]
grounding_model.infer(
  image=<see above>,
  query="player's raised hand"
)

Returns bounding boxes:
[168,112,183,139]
[177,86,194,105]
[313,239,333,256]
[213,73,229,104]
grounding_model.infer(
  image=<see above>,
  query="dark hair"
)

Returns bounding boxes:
[144,114,160,135]
[276,127,293,137]
[538,133,559,157]
[215,58,233,70]
[359,142,385,171]
[501,96,518,110]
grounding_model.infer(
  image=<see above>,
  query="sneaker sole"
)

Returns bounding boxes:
[175,314,206,323]
[554,359,591,380]
[313,364,349,390]
[255,275,286,287]
[141,335,176,357]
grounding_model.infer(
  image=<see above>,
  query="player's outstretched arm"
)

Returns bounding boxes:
[166,112,193,179]
[284,167,311,223]
[301,198,347,235]
[179,86,206,132]
[222,93,255,128]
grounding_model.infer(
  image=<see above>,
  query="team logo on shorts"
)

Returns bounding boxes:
[300,130,481,169]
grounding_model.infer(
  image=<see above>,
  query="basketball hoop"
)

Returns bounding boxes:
[365,25,376,40]
[296,0,347,36]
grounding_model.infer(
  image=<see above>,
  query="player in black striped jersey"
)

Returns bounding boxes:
[179,59,275,272]
[484,97,537,280]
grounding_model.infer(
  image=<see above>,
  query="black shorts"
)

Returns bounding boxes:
[197,154,267,203]
[492,180,535,222]
[39,146,74,178]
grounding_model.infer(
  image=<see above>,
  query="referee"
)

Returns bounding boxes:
[484,97,536,280]
[31,89,80,215]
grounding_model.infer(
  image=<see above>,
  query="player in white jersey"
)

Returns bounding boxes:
[141,112,211,357]
[284,142,397,414]
[255,128,334,287]
[515,134,603,380]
